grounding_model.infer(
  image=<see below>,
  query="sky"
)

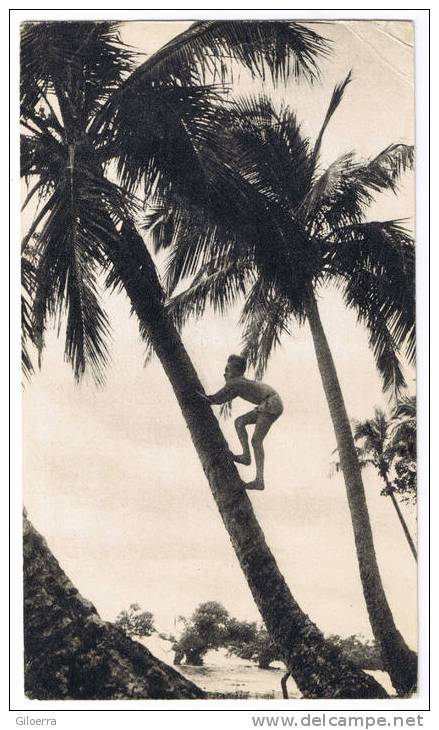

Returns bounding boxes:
[22,20,417,647]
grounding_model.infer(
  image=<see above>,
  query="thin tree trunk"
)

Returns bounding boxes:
[105,222,388,699]
[304,289,417,696]
[381,473,417,561]
[281,671,291,699]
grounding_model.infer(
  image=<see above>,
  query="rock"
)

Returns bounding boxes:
[23,512,205,700]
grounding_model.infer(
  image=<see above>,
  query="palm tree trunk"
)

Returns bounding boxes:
[303,289,417,696]
[105,222,388,698]
[381,474,417,561]
[23,512,204,699]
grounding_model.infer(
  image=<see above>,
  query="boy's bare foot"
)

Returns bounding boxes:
[232,453,251,466]
[245,479,265,491]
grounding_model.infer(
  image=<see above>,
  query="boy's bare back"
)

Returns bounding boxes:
[209,376,277,406]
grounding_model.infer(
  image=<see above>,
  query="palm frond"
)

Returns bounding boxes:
[20,132,64,194]
[308,144,414,233]
[168,257,254,330]
[392,394,416,421]
[325,219,415,391]
[340,274,407,395]
[358,144,414,194]
[20,103,63,143]
[21,195,54,255]
[312,71,352,164]
[141,208,175,253]
[300,152,356,227]
[114,21,330,88]
[161,207,241,295]
[31,168,120,384]
[226,95,315,212]
[240,279,294,379]
[21,255,38,380]
[21,180,43,213]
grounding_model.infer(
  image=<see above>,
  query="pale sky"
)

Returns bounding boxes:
[23,20,417,648]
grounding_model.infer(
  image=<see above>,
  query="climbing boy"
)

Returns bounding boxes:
[198,354,283,490]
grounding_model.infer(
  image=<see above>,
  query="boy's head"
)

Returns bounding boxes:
[224,354,247,380]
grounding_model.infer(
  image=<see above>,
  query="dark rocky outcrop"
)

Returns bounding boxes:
[23,513,204,700]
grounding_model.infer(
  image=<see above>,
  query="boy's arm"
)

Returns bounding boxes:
[198,383,237,405]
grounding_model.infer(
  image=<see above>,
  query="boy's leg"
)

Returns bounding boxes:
[232,410,257,465]
[245,413,276,490]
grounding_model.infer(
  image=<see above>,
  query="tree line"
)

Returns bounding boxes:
[115,601,384,672]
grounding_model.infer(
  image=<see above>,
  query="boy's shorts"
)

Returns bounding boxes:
[254,394,284,419]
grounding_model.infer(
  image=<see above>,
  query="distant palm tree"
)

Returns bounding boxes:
[331,408,417,560]
[390,395,417,502]
[155,81,417,694]
[21,21,388,698]
[391,395,417,461]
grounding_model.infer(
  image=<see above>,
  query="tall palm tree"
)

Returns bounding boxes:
[20,21,388,698]
[331,408,417,560]
[155,84,417,694]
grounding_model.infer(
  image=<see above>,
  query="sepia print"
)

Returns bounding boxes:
[21,19,417,701]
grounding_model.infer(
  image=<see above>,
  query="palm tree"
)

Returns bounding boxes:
[20,21,388,698]
[331,408,417,560]
[155,84,417,694]
[390,395,417,502]
[391,396,416,457]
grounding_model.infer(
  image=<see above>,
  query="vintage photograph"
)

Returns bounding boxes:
[20,19,417,701]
